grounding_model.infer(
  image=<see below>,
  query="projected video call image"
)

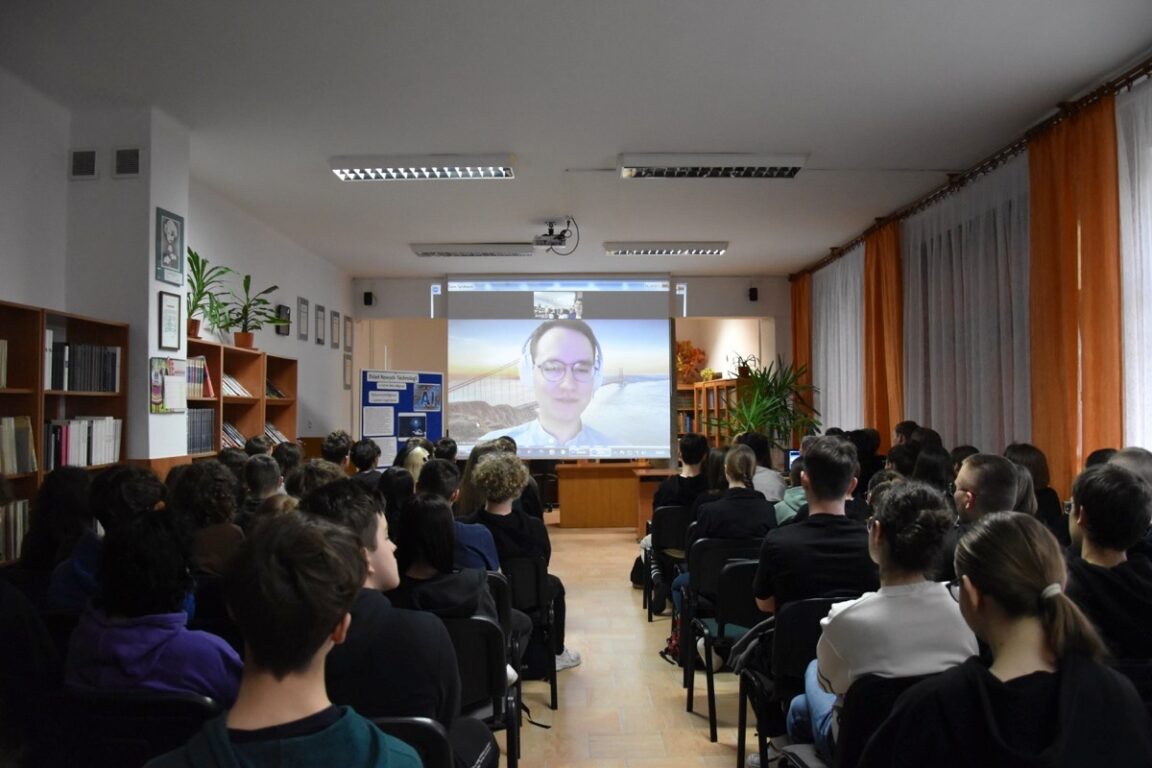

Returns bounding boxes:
[448,318,671,459]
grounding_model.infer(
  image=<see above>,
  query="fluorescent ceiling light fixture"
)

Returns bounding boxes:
[411,243,535,258]
[604,241,728,256]
[618,153,806,179]
[331,154,515,181]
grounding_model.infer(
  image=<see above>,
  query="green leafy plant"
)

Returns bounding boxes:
[185,248,233,326]
[219,273,288,332]
[712,355,821,449]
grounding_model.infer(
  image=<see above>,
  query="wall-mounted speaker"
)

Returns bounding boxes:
[363,291,376,306]
[748,287,759,302]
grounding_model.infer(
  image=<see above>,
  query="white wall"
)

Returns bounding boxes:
[0,67,70,309]
[189,183,354,436]
[678,276,792,363]
[675,317,762,377]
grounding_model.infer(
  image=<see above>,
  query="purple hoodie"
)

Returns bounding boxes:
[65,606,242,706]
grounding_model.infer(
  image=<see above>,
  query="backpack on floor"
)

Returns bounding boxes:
[629,556,645,587]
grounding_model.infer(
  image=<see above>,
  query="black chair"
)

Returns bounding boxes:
[440,615,520,768]
[502,556,559,710]
[681,539,764,741]
[645,505,691,621]
[689,558,769,742]
[372,716,454,768]
[54,688,222,768]
[486,569,523,724]
[777,673,932,768]
[736,596,844,768]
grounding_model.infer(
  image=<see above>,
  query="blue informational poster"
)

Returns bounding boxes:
[360,370,443,466]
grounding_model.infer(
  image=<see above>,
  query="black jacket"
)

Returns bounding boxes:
[388,568,499,625]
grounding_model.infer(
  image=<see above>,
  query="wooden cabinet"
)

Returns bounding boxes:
[265,354,298,443]
[694,378,739,448]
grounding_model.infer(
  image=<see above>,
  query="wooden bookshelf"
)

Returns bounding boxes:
[265,354,298,443]
[694,378,739,448]
[187,338,224,456]
[222,345,264,447]
[675,384,695,437]
[0,300,44,516]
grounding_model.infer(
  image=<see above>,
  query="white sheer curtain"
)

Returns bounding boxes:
[902,153,1031,452]
[1117,79,1152,449]
[811,243,864,431]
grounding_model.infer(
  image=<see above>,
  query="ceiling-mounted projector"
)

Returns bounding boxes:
[533,220,570,248]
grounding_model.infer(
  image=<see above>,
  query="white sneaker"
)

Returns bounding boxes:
[505,664,519,686]
[555,647,582,671]
[746,755,761,768]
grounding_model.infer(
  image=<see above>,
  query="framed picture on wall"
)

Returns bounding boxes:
[330,310,340,349]
[155,208,184,285]
[275,304,291,336]
[343,353,352,391]
[158,291,181,350]
[344,316,352,352]
[315,304,326,345]
[297,297,309,341]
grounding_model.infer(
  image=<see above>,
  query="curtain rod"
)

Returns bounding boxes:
[789,53,1152,282]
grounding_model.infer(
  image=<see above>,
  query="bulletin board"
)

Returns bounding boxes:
[360,369,443,466]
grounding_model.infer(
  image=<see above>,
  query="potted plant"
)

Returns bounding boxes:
[185,248,233,339]
[713,355,822,451]
[219,273,288,348]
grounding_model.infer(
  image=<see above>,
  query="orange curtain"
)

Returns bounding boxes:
[1028,95,1123,498]
[863,223,904,453]
[791,274,813,442]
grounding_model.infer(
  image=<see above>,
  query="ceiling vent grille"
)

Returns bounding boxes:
[69,150,98,180]
[618,153,807,179]
[113,148,141,177]
[411,243,536,258]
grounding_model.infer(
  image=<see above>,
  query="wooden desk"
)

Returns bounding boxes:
[557,461,652,528]
[633,468,679,538]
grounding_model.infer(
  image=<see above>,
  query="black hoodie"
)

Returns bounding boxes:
[859,655,1152,767]
[1066,555,1152,660]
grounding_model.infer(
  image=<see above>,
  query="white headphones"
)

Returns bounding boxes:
[519,320,604,389]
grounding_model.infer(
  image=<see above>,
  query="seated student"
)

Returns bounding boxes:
[349,438,383,495]
[214,448,249,504]
[884,442,919,477]
[320,429,353,466]
[169,460,244,577]
[671,445,775,614]
[653,433,711,511]
[285,458,345,498]
[417,458,500,570]
[298,481,496,768]
[1065,463,1152,659]
[243,434,273,457]
[860,513,1152,767]
[786,482,978,762]
[469,450,582,671]
[910,444,952,494]
[147,511,420,768]
[493,435,546,520]
[434,437,458,462]
[271,440,304,479]
[66,495,241,705]
[775,458,807,526]
[376,466,414,530]
[753,437,879,615]
[394,444,430,480]
[1005,442,1067,545]
[689,446,731,521]
[847,429,885,499]
[950,445,979,477]
[234,454,282,534]
[1011,463,1038,517]
[735,431,787,503]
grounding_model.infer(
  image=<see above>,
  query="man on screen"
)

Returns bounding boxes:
[479,319,614,449]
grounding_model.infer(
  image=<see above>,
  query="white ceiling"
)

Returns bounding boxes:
[2,1,1150,278]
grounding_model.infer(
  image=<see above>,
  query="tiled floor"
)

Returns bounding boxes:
[504,518,758,768]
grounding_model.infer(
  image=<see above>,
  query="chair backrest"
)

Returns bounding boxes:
[484,570,513,641]
[440,615,508,715]
[372,716,454,768]
[1110,659,1152,725]
[716,559,769,634]
[651,505,690,551]
[687,538,764,603]
[835,673,932,768]
[502,556,550,618]
[769,597,840,696]
[55,688,222,768]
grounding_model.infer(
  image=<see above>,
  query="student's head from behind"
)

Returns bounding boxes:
[885,443,919,477]
[953,453,1018,523]
[704,446,731,491]
[298,478,397,591]
[244,435,273,457]
[954,512,1105,660]
[434,437,458,462]
[225,511,365,678]
[866,470,905,510]
[244,454,282,499]
[910,445,952,493]
[788,456,805,487]
[320,429,352,464]
[1003,442,1052,491]
[893,420,918,446]
[170,459,238,529]
[417,458,461,502]
[99,503,193,617]
[284,459,345,498]
[1108,446,1152,488]
[678,433,709,467]
[909,426,943,449]
[350,438,382,472]
[89,464,166,535]
[950,445,980,476]
[1012,463,1038,516]
[271,441,304,476]
[523,319,602,431]
[24,466,92,567]
[870,481,953,574]
[1070,463,1152,552]
[472,451,530,504]
[215,448,249,481]
[394,493,456,575]
[1085,447,1118,468]
[377,466,415,521]
[801,436,858,502]
[725,444,757,489]
[401,446,430,478]
[734,431,772,469]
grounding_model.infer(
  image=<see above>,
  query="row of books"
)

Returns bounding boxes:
[44,416,122,470]
[220,373,251,397]
[221,420,247,449]
[266,379,287,398]
[185,356,216,399]
[187,408,217,455]
[264,422,290,445]
[45,332,122,393]
[0,416,37,475]
[0,339,8,388]
[0,500,30,562]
